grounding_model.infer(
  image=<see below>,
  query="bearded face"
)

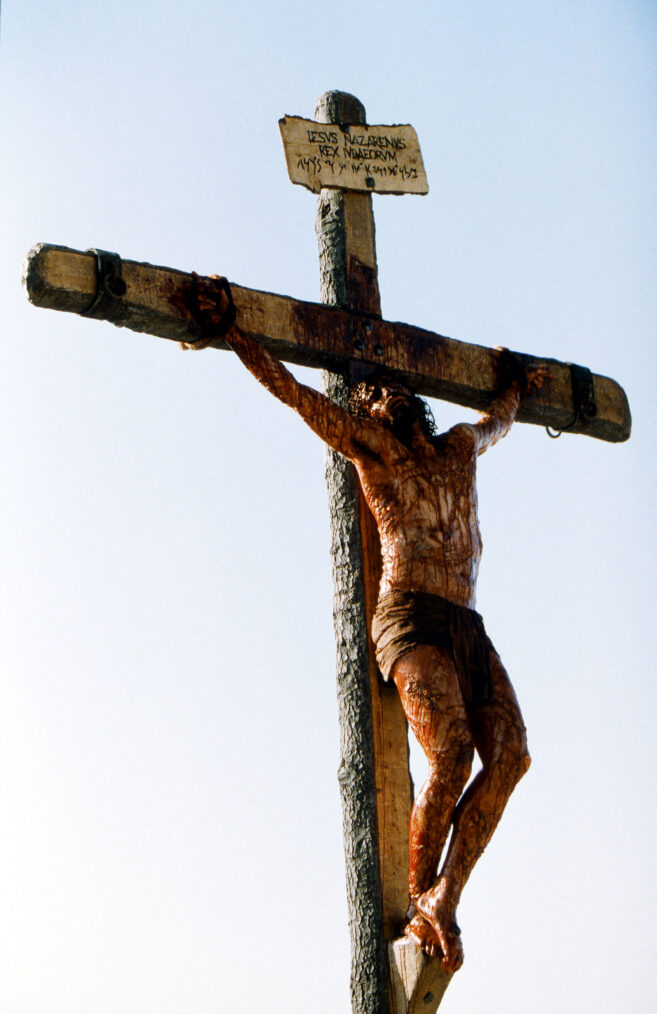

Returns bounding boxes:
[355,377,434,446]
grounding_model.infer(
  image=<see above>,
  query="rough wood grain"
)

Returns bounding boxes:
[388,938,452,1014]
[316,89,442,1014]
[22,243,631,443]
[314,94,414,949]
[316,88,390,1014]
[279,115,428,195]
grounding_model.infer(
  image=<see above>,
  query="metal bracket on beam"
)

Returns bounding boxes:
[546,363,597,438]
[81,249,127,320]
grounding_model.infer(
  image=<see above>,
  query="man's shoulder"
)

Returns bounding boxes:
[436,422,477,455]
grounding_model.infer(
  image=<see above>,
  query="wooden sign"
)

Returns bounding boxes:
[279,115,429,195]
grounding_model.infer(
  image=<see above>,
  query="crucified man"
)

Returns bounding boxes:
[183,277,546,973]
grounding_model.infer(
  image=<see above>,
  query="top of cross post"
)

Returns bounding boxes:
[315,91,367,128]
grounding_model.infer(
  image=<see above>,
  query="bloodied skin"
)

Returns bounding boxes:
[182,279,546,972]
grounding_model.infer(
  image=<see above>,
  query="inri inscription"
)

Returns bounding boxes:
[279,115,429,195]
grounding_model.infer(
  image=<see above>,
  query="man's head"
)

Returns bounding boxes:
[348,372,436,444]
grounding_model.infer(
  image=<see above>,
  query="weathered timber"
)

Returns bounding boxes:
[22,243,631,443]
[314,92,414,943]
[388,939,452,1014]
[316,88,391,1014]
[316,90,447,1014]
[279,115,428,195]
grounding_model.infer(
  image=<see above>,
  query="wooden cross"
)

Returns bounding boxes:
[22,90,631,1014]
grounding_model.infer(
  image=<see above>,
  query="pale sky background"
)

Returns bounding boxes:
[1,2,655,1012]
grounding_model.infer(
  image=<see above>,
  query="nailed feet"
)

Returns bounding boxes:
[405,910,443,959]
[413,883,464,972]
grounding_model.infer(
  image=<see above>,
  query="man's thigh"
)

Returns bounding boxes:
[392,644,471,759]
[468,642,528,765]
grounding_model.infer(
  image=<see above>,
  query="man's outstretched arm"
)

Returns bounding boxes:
[452,353,546,455]
[227,325,366,456]
[181,274,377,459]
[471,377,524,454]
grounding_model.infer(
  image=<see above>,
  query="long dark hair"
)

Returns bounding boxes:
[348,372,437,441]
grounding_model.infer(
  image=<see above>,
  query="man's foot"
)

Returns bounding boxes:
[404,910,444,959]
[415,884,464,972]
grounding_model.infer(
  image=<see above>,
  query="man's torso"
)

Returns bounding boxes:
[353,423,482,609]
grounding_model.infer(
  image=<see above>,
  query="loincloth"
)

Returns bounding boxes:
[372,589,493,706]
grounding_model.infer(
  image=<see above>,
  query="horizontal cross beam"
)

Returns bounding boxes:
[22,243,631,442]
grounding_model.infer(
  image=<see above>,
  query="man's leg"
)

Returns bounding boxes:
[415,644,530,971]
[392,644,474,961]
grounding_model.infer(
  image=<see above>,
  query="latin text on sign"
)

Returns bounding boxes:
[279,115,429,196]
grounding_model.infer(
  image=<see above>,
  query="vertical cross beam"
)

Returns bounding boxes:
[315,90,414,1014]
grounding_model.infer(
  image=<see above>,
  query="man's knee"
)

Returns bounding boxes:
[484,727,530,786]
[516,746,531,780]
[504,738,531,785]
[428,723,474,784]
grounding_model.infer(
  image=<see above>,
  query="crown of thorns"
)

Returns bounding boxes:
[348,373,437,436]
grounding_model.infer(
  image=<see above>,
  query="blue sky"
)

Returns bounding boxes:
[1,2,656,1012]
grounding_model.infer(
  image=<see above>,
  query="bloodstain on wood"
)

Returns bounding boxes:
[347,255,382,316]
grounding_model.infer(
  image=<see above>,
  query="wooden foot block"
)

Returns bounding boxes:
[388,936,452,1014]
